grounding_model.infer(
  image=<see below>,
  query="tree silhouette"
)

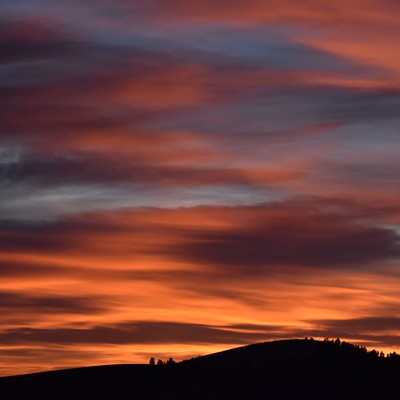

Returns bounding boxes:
[166,357,175,366]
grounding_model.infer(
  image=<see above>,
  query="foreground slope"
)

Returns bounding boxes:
[1,339,399,399]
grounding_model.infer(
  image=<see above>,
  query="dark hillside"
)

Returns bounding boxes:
[1,339,399,400]
[178,338,400,399]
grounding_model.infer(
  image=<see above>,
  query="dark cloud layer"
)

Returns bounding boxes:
[3,317,400,349]
[0,261,58,278]
[0,152,296,188]
[306,317,400,348]
[0,20,78,63]
[0,321,274,346]
[0,291,105,315]
[179,223,400,269]
[173,207,400,271]
[2,201,399,271]
[312,317,400,333]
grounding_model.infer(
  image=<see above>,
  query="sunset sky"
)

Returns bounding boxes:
[1,0,400,376]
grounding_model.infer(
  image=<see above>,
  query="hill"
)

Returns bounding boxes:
[1,339,399,399]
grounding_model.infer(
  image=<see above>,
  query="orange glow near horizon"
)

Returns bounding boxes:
[2,205,400,375]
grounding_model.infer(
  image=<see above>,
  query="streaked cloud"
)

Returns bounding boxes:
[0,291,105,316]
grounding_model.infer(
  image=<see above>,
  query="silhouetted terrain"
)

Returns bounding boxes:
[1,339,400,399]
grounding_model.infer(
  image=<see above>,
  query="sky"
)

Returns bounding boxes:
[1,0,400,376]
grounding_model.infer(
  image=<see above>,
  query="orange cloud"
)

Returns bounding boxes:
[148,0,399,25]
[147,0,400,83]
[2,200,400,374]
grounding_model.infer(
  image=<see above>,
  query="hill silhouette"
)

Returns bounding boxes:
[1,338,399,399]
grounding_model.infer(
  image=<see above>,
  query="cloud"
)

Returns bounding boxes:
[0,321,289,346]
[172,205,400,272]
[2,12,397,142]
[139,0,400,85]
[306,317,400,347]
[4,317,400,349]
[0,19,79,62]
[0,260,62,278]
[0,150,301,192]
[313,317,400,333]
[144,0,400,27]
[0,291,105,316]
[2,200,399,272]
